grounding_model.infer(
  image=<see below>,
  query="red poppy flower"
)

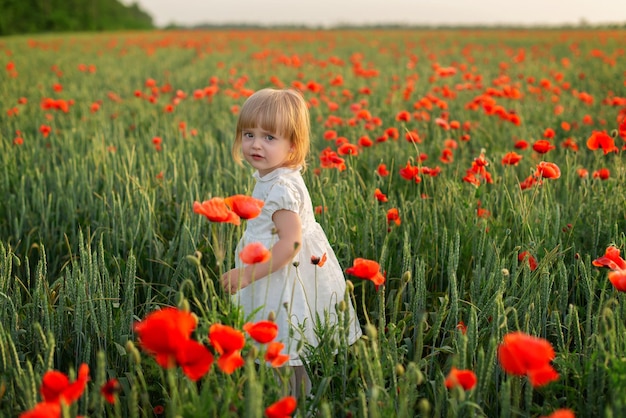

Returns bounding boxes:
[243,320,278,344]
[100,378,121,405]
[501,151,522,166]
[607,270,626,292]
[405,130,421,143]
[399,161,420,182]
[518,251,538,271]
[377,163,389,177]
[358,135,373,147]
[445,367,477,390]
[239,242,271,264]
[514,139,529,149]
[540,409,575,418]
[209,324,245,374]
[19,402,61,418]
[576,168,589,178]
[386,208,401,226]
[440,148,454,163]
[319,147,346,171]
[586,130,618,154]
[519,175,537,190]
[346,258,385,287]
[40,363,90,405]
[224,195,264,220]
[395,110,411,122]
[265,341,290,367]
[498,331,559,387]
[374,188,388,202]
[135,307,198,369]
[561,138,579,151]
[543,128,555,139]
[311,253,327,267]
[592,246,626,270]
[175,338,214,381]
[39,124,52,138]
[535,161,560,179]
[265,396,297,418]
[193,198,240,225]
[592,168,610,180]
[385,127,399,139]
[532,140,556,154]
[337,142,359,156]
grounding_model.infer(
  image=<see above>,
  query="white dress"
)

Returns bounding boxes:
[232,167,362,365]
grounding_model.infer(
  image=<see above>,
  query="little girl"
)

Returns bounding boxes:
[221,88,362,396]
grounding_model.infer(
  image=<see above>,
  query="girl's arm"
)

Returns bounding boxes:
[221,209,302,293]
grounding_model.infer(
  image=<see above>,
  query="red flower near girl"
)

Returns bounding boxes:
[265,342,290,367]
[193,197,241,225]
[445,367,477,390]
[518,251,538,271]
[224,194,264,219]
[240,242,271,264]
[243,320,278,344]
[265,396,297,418]
[100,378,121,404]
[346,258,385,288]
[134,308,213,381]
[311,253,327,267]
[40,363,90,405]
[19,402,61,418]
[593,245,626,292]
[209,324,246,374]
[497,331,559,387]
[593,246,626,270]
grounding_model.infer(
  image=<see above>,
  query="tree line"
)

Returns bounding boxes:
[0,0,153,36]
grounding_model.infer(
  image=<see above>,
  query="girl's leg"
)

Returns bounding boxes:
[289,365,312,397]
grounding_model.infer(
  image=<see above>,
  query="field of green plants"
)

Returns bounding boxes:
[1,28,625,417]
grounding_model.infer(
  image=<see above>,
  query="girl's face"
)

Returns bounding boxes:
[241,126,294,177]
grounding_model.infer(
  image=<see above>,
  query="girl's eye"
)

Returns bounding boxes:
[265,135,275,140]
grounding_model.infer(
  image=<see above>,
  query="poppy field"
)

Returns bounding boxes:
[1,28,626,417]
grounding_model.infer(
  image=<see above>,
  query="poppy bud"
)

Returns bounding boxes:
[402,271,412,283]
[418,399,431,415]
[247,345,258,360]
[365,324,378,339]
[346,280,354,292]
[501,268,510,277]
[395,364,405,376]
[337,300,347,312]
[611,129,618,138]
[267,310,276,322]
[126,341,141,365]
[179,299,190,313]
[185,254,201,267]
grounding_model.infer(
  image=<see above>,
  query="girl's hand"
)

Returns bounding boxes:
[220,268,250,293]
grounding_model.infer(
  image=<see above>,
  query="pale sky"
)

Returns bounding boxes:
[124,0,625,27]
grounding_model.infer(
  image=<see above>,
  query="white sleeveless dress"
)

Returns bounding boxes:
[232,167,362,365]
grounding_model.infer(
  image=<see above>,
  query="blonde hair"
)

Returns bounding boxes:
[232,88,310,170]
